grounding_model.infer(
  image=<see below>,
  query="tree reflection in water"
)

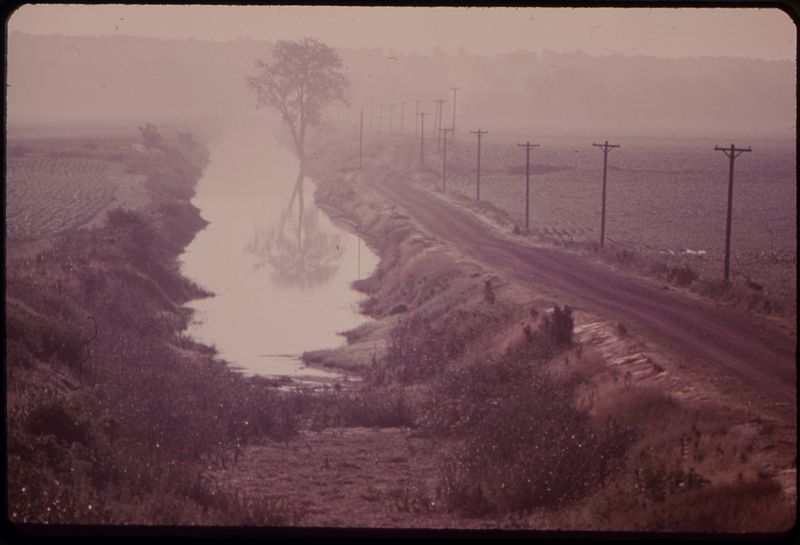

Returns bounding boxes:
[247,173,343,288]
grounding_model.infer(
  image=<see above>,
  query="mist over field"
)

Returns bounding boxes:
[5,6,797,532]
[7,31,794,138]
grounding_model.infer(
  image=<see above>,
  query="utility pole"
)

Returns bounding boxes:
[517,142,540,230]
[400,102,405,135]
[439,127,453,193]
[471,129,488,201]
[369,98,374,132]
[592,140,621,246]
[432,100,439,139]
[435,99,445,150]
[450,86,459,137]
[414,99,420,137]
[359,108,364,169]
[418,112,428,168]
[714,144,752,282]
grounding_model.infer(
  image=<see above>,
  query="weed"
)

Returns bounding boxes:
[425,342,636,516]
[644,479,795,533]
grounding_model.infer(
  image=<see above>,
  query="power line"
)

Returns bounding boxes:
[714,144,752,281]
[471,129,488,201]
[592,140,621,246]
[517,141,540,230]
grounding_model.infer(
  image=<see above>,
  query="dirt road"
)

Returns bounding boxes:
[371,166,796,403]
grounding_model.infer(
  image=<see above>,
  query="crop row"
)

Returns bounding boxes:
[6,157,118,240]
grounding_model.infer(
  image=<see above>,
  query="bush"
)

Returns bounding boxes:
[25,400,92,447]
[644,479,795,533]
[298,385,417,430]
[426,347,636,516]
[139,122,163,150]
[539,305,574,349]
[380,312,465,382]
[518,305,575,360]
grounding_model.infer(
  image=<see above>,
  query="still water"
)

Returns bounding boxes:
[180,124,378,381]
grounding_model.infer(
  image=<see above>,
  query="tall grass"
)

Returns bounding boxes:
[6,140,303,525]
[422,338,636,516]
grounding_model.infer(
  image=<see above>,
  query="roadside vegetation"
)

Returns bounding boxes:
[6,128,795,531]
[295,133,796,532]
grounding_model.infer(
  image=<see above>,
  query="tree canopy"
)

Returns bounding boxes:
[247,37,349,166]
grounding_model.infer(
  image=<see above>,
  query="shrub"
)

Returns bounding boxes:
[25,400,92,447]
[644,479,795,533]
[139,122,163,150]
[431,355,636,515]
[299,385,417,430]
[380,312,463,382]
[107,207,148,229]
[539,305,574,349]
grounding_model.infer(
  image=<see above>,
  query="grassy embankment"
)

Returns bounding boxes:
[297,131,796,531]
[5,130,311,525]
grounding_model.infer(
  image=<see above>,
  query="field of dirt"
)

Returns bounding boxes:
[6,137,151,243]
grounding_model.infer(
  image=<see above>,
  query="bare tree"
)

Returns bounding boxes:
[247,37,349,169]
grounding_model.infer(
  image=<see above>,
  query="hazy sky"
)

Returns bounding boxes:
[8,4,796,61]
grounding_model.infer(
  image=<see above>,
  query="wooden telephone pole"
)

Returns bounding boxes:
[369,98,374,132]
[359,108,364,169]
[471,129,488,201]
[715,144,752,281]
[418,112,428,168]
[592,140,621,246]
[434,99,445,150]
[439,127,453,193]
[414,99,420,137]
[517,141,539,230]
[450,86,459,137]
